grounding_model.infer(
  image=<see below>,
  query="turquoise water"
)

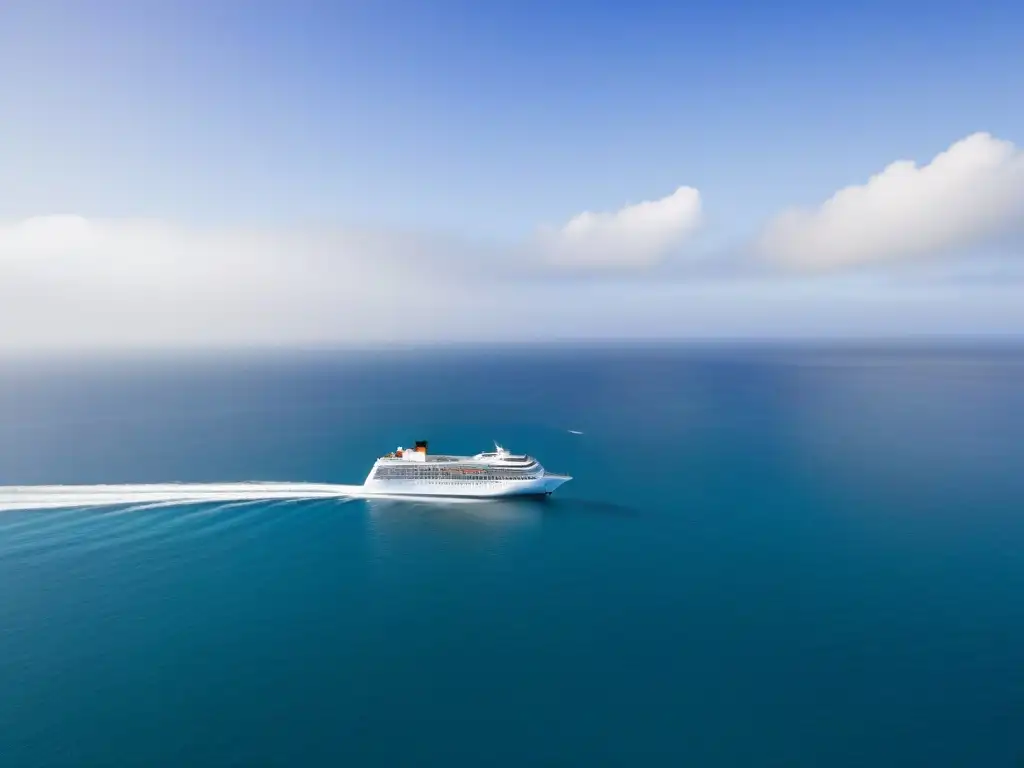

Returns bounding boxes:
[1,344,1022,766]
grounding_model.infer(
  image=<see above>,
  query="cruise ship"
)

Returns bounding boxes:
[362,441,571,498]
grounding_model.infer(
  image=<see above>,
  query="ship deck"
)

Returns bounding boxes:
[377,455,470,464]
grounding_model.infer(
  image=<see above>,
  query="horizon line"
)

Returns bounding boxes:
[3,333,1024,361]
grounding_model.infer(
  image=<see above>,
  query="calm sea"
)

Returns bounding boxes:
[1,343,1022,766]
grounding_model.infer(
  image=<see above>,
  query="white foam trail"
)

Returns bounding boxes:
[0,482,367,512]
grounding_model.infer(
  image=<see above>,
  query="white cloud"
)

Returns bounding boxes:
[759,132,1024,269]
[0,215,486,351]
[540,186,702,268]
[5,161,1024,352]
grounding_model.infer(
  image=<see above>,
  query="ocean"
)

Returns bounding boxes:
[1,343,1022,766]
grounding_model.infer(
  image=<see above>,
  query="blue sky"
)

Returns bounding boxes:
[1,0,1023,348]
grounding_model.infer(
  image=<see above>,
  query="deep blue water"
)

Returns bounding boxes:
[1,344,1022,766]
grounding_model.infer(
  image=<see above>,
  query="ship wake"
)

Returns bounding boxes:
[0,482,368,512]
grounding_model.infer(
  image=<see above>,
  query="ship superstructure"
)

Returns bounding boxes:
[362,441,571,498]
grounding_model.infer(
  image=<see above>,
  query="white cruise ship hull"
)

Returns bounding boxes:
[361,473,571,499]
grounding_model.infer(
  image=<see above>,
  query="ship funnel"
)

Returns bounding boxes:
[415,440,428,454]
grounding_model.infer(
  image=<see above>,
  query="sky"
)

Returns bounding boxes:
[1,0,1023,350]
